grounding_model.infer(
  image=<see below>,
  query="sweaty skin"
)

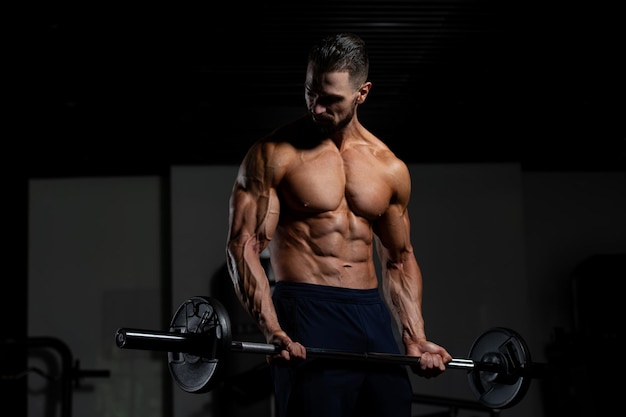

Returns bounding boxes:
[226,68,451,377]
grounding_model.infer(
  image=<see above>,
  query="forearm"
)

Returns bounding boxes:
[226,237,282,342]
[382,257,427,348]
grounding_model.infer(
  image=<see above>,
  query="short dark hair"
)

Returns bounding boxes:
[307,33,369,88]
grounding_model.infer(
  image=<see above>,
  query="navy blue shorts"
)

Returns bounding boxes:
[271,281,412,417]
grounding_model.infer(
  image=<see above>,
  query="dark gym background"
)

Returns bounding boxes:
[5,2,625,417]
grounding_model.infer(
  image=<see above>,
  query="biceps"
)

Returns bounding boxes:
[228,185,279,251]
[374,204,413,263]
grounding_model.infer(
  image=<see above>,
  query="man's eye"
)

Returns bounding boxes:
[318,96,341,106]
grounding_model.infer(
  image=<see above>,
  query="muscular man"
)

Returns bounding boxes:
[226,32,452,417]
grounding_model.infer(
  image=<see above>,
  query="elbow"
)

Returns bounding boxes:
[384,250,413,271]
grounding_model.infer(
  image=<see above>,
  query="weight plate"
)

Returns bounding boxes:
[467,327,532,409]
[167,296,232,393]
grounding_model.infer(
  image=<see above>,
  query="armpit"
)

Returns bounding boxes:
[258,189,280,243]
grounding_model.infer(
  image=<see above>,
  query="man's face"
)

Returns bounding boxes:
[304,63,360,134]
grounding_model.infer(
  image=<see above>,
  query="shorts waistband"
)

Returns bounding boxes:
[273,281,382,304]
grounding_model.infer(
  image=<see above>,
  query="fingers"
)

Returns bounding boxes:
[266,339,306,366]
[419,351,447,372]
[285,341,306,359]
[413,340,453,373]
[410,349,449,379]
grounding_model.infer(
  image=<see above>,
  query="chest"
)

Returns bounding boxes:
[278,148,392,218]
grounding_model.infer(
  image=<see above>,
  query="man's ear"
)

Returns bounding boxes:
[356,81,372,104]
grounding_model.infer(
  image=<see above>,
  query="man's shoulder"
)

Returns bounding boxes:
[361,132,406,167]
[245,122,305,166]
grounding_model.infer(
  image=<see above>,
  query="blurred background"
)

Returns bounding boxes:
[4,1,625,417]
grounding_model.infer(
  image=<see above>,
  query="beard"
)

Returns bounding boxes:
[310,106,355,136]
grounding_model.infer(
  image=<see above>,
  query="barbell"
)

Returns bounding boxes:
[115,295,544,409]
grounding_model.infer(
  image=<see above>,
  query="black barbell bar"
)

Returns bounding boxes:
[116,328,501,372]
[115,296,540,409]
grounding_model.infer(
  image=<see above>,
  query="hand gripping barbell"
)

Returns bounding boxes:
[115,296,545,409]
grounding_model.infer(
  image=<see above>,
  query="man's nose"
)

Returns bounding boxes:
[311,102,326,114]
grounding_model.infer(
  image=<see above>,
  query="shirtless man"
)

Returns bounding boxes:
[226,32,452,417]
